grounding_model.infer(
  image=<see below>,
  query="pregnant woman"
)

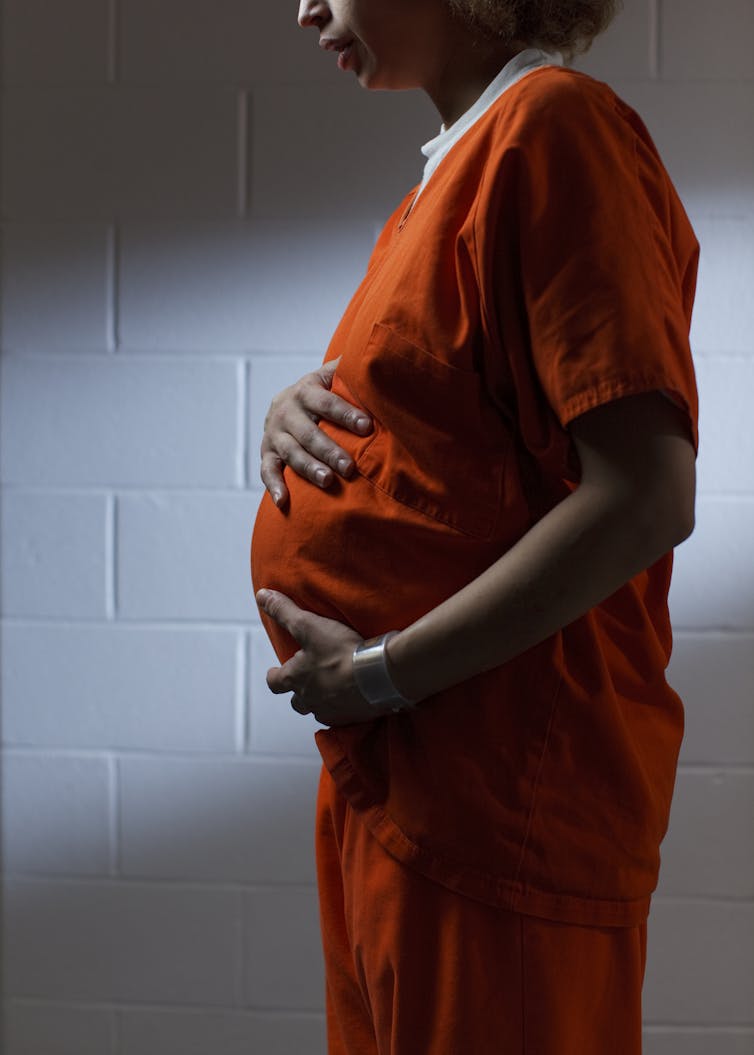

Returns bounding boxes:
[251,1,699,1052]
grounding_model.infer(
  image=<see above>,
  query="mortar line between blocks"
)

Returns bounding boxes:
[237,90,249,217]
[236,630,250,753]
[105,225,118,353]
[641,1025,754,1033]
[4,875,321,894]
[644,1026,754,1036]
[237,884,247,1008]
[111,496,120,618]
[676,764,754,776]
[110,224,122,351]
[3,999,327,1020]
[107,753,120,877]
[105,494,117,620]
[239,358,251,488]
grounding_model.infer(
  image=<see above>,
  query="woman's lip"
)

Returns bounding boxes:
[320,36,353,53]
[337,41,356,72]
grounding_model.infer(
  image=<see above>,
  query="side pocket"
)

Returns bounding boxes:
[336,322,510,540]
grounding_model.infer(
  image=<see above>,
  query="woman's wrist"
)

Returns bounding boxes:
[352,632,416,712]
[384,627,431,705]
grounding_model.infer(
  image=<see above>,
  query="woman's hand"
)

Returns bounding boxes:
[260,358,373,507]
[256,589,388,727]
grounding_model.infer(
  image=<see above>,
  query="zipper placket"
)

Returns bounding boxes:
[397,188,420,231]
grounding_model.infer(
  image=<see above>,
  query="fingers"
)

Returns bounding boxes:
[264,648,310,710]
[306,386,373,438]
[261,415,351,492]
[261,440,335,494]
[266,661,299,696]
[266,666,292,695]
[259,366,374,499]
[290,693,311,716]
[316,358,339,389]
[259,453,289,508]
[278,409,356,478]
[256,589,308,646]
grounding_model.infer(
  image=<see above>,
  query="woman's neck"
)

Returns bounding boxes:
[422,33,530,127]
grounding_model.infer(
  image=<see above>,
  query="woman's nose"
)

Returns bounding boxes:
[298,0,330,29]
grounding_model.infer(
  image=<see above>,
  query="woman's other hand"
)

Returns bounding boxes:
[256,589,384,727]
[260,357,373,507]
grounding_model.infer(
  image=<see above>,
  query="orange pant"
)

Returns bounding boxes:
[315,763,648,1055]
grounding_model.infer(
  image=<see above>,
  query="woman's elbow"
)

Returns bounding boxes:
[672,502,695,548]
[641,466,696,554]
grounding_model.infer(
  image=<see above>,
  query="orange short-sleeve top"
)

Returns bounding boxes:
[251,66,700,927]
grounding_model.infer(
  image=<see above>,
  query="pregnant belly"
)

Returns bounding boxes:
[250,465,505,665]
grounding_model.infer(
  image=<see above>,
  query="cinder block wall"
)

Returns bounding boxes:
[1,2,752,1053]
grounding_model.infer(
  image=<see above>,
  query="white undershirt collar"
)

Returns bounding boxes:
[414,47,564,204]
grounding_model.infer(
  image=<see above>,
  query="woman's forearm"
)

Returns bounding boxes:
[386,392,697,704]
[386,477,689,704]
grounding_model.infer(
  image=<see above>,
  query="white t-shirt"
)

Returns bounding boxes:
[412,47,565,208]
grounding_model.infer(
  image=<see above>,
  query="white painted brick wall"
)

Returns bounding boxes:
[1,1,752,1052]
[668,635,754,764]
[117,492,262,620]
[1,0,110,84]
[119,1010,327,1055]
[660,0,754,80]
[694,358,754,491]
[1,493,108,618]
[118,221,376,353]
[4,879,243,1004]
[2,755,112,875]
[118,757,320,884]
[690,218,754,356]
[2,626,239,751]
[608,80,754,215]
[250,628,327,756]
[250,82,436,220]
[1,87,241,221]
[245,888,325,1010]
[0,223,113,352]
[669,498,754,628]
[3,1004,116,1055]
[0,356,240,486]
[118,0,341,85]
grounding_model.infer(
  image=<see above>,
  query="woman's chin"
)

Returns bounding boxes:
[358,68,414,92]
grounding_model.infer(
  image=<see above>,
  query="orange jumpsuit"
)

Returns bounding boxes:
[251,64,699,1053]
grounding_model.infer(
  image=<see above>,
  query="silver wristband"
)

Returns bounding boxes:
[352,631,415,712]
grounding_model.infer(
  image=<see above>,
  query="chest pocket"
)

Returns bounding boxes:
[334,322,509,541]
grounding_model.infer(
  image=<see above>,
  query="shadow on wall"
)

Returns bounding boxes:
[2,0,754,1051]
[0,219,389,359]
[2,756,328,982]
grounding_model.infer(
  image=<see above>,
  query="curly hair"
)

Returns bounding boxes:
[446,0,622,60]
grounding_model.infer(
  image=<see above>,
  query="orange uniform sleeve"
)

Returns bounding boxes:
[481,75,700,468]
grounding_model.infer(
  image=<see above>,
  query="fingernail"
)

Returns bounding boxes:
[336,458,351,475]
[315,468,329,485]
[355,416,370,431]
[272,491,282,507]
[256,589,269,605]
